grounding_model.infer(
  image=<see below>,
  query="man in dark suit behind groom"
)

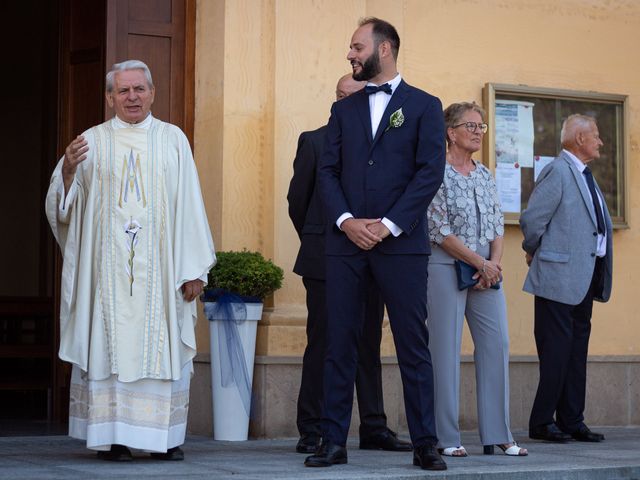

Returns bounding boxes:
[521,114,613,444]
[304,17,446,471]
[287,73,411,455]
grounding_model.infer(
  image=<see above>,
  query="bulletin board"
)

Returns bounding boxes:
[482,83,628,228]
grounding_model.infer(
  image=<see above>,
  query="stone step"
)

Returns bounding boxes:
[1,428,639,479]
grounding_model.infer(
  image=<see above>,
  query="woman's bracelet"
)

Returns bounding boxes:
[481,258,486,273]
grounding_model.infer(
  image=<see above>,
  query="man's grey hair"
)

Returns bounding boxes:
[560,114,596,148]
[105,60,154,93]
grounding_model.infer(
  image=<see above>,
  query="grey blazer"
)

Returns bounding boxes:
[520,151,613,305]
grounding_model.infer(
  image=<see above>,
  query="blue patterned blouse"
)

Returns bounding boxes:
[427,161,504,251]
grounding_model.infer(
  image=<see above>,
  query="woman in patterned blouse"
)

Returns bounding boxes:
[426,102,527,457]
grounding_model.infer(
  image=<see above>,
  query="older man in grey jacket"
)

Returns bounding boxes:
[520,114,613,444]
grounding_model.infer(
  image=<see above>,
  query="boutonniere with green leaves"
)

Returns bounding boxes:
[385,108,404,132]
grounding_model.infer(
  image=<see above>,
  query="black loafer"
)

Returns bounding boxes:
[96,444,133,462]
[296,434,321,454]
[150,446,184,461]
[413,444,447,471]
[529,423,571,442]
[571,426,605,442]
[304,440,347,467]
[360,429,412,451]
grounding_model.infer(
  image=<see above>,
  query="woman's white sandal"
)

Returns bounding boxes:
[484,443,528,456]
[438,446,468,457]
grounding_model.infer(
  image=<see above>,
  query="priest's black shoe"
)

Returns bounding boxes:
[304,440,347,467]
[570,425,605,442]
[150,446,185,461]
[360,429,413,451]
[96,444,133,462]
[296,434,321,454]
[413,444,447,471]
[529,423,571,442]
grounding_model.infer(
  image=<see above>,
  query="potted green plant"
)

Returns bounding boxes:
[201,250,283,441]
[203,250,283,302]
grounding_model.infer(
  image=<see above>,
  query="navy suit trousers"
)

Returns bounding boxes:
[321,249,438,447]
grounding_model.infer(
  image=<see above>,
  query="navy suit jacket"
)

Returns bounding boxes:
[287,126,327,280]
[318,80,445,255]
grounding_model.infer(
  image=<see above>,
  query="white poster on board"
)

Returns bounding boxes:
[495,100,535,168]
[533,155,555,181]
[496,163,521,213]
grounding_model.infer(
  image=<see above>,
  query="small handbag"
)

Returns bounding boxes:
[453,260,501,291]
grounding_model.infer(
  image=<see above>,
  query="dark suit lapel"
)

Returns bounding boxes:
[562,152,597,228]
[354,91,373,143]
[370,80,410,150]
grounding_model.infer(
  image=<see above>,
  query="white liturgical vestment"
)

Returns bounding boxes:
[45,114,215,451]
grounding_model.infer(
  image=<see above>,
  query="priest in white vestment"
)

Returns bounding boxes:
[45,60,216,461]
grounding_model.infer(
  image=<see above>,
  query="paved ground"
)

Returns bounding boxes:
[1,427,640,479]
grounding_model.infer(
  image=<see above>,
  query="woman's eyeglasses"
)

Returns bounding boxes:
[452,122,488,134]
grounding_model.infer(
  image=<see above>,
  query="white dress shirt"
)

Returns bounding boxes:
[563,149,607,257]
[337,73,403,237]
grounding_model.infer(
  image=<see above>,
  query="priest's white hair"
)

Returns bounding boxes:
[106,60,154,92]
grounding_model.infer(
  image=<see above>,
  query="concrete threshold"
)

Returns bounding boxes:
[1,427,639,479]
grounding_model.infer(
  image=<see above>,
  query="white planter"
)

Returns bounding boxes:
[205,301,263,441]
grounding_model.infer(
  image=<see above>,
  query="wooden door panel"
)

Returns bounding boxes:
[60,0,106,153]
[68,62,105,139]
[127,34,173,122]
[128,0,172,23]
[69,0,105,51]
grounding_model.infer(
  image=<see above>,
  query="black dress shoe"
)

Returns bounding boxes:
[296,434,321,454]
[304,440,347,467]
[413,444,447,471]
[360,429,413,451]
[96,444,133,462]
[529,423,572,442]
[570,425,605,442]
[150,446,184,461]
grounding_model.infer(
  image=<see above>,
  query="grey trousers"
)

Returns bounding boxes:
[427,259,514,447]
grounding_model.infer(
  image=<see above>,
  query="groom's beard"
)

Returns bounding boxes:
[352,50,381,82]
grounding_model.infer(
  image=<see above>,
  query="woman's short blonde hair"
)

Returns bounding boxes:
[443,102,486,145]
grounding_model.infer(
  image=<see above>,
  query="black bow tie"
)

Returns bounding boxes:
[364,83,392,95]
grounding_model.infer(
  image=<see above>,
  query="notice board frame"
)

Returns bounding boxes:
[482,83,628,228]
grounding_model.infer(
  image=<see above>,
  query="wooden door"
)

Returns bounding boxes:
[106,0,195,143]
[0,0,63,430]
[60,0,195,154]
[59,0,107,156]
[55,0,109,422]
[0,0,194,432]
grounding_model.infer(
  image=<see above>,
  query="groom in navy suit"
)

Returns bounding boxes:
[304,17,446,470]
[288,73,412,455]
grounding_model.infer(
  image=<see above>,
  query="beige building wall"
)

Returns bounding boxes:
[194,0,640,359]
